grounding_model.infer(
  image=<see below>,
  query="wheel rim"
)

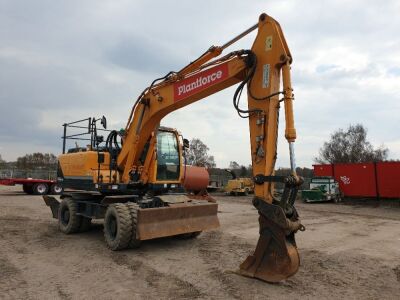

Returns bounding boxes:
[37,184,47,194]
[53,185,62,193]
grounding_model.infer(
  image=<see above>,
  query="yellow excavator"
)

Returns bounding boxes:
[44,13,304,283]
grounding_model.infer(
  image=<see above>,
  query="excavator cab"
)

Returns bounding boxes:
[155,130,181,181]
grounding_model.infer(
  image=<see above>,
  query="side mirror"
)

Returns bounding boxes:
[183,138,190,149]
[101,115,107,129]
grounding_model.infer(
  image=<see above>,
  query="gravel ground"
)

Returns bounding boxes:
[0,185,399,299]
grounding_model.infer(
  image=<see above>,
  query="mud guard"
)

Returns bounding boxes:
[43,195,60,219]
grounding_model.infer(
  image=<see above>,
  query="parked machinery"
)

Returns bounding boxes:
[224,169,254,195]
[301,177,341,203]
[43,13,304,283]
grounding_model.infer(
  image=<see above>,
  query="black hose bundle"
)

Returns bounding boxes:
[105,130,121,152]
[232,50,284,118]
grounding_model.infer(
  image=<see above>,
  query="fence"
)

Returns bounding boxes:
[0,169,57,180]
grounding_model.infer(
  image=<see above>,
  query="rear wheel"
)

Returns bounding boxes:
[104,204,133,250]
[50,183,63,195]
[22,184,34,194]
[33,183,49,195]
[58,198,81,234]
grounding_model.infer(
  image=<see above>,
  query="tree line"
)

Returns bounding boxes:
[0,153,58,170]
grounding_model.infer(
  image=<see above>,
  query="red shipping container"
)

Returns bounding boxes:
[376,162,400,198]
[313,162,400,199]
[313,164,334,177]
[333,163,377,197]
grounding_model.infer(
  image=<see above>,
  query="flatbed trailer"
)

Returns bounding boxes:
[0,178,63,195]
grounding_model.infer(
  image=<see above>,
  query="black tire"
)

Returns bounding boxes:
[58,198,82,234]
[244,189,249,196]
[33,183,49,195]
[22,184,34,195]
[50,183,63,195]
[79,217,92,232]
[127,203,141,249]
[104,204,133,251]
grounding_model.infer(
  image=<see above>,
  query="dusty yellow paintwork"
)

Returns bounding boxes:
[58,151,110,180]
[59,129,183,185]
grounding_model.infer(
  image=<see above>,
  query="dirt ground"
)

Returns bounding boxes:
[0,185,399,300]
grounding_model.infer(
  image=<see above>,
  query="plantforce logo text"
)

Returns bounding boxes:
[174,64,229,102]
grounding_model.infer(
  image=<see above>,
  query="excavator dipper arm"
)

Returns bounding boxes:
[117,13,304,282]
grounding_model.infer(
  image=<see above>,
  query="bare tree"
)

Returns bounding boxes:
[315,124,388,164]
[228,161,252,177]
[229,161,240,169]
[186,139,216,168]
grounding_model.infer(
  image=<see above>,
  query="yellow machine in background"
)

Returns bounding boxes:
[44,13,304,283]
[224,169,254,195]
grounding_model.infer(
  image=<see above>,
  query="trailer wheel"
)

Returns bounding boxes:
[127,203,141,249]
[244,188,249,196]
[104,204,133,250]
[33,183,49,195]
[22,184,34,194]
[58,198,81,234]
[50,184,63,195]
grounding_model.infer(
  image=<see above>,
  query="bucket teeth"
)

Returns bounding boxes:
[239,214,300,283]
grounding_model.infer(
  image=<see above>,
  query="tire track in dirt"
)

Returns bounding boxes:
[393,266,400,282]
[287,249,400,299]
[197,231,258,299]
[0,258,28,300]
[110,252,203,299]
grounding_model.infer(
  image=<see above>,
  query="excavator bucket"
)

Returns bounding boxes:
[239,214,300,282]
[136,201,220,240]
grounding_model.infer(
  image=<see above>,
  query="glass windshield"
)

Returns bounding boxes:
[156,131,180,181]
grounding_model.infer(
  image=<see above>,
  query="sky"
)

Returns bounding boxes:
[0,0,399,168]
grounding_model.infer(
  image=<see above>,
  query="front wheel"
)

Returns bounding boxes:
[104,204,133,251]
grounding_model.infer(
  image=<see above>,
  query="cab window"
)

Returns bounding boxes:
[156,131,180,181]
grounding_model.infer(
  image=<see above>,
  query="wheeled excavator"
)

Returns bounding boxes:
[43,13,304,283]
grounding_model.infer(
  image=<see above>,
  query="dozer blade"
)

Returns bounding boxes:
[239,214,300,283]
[136,201,219,240]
